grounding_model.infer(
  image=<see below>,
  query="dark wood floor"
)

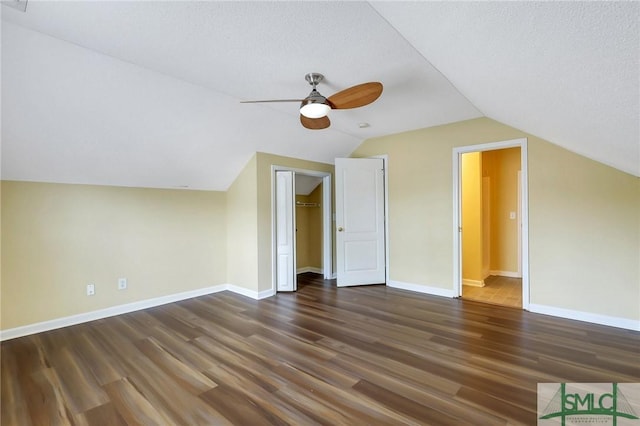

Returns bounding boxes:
[2,273,639,425]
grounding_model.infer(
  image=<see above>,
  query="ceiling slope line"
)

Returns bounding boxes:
[1,20,269,111]
[365,1,485,119]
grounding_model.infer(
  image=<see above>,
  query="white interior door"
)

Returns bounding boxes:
[335,158,385,287]
[276,170,296,291]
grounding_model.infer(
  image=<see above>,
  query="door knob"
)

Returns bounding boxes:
[338,226,344,232]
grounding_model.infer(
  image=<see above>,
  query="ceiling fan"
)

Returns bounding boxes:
[241,73,383,130]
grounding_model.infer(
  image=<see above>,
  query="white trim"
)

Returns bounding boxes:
[371,154,390,285]
[296,267,323,274]
[322,175,333,280]
[528,304,640,332]
[257,289,276,299]
[387,280,456,298]
[226,284,275,300]
[520,141,530,309]
[462,279,485,287]
[517,170,522,277]
[453,149,462,297]
[452,138,529,309]
[0,283,279,341]
[489,270,521,278]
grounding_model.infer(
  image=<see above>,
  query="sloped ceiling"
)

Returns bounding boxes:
[2,1,638,191]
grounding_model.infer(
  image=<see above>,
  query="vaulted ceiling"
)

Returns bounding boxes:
[2,1,638,190]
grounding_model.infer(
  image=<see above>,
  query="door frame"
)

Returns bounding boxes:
[452,138,530,309]
[271,166,332,292]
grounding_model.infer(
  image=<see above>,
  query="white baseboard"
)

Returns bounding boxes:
[0,283,276,341]
[462,278,485,287]
[489,270,521,278]
[257,288,276,299]
[387,280,456,298]
[296,267,323,275]
[528,303,640,332]
[226,284,275,300]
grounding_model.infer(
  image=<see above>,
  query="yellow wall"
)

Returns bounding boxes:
[351,117,640,322]
[461,152,484,282]
[295,194,311,269]
[307,184,323,269]
[1,181,227,330]
[295,185,323,270]
[483,148,521,274]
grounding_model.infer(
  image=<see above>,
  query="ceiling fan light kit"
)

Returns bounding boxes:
[300,95,332,119]
[242,72,383,129]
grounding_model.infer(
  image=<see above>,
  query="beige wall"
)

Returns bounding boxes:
[226,154,259,291]
[528,140,639,317]
[295,185,323,270]
[461,152,484,282]
[307,184,323,269]
[295,194,311,269]
[1,181,227,330]
[1,151,334,332]
[483,148,521,273]
[352,117,640,322]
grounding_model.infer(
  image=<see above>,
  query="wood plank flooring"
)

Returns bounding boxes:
[2,273,639,425]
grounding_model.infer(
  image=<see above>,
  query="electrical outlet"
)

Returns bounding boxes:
[118,278,127,290]
[87,283,95,296]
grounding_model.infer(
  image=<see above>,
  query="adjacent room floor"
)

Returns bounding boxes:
[2,273,638,425]
[462,275,523,308]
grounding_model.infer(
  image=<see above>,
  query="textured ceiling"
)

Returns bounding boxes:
[1,1,638,191]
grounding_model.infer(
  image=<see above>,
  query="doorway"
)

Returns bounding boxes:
[294,175,324,276]
[272,166,332,293]
[453,138,529,309]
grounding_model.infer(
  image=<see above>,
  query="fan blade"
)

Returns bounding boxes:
[300,115,330,130]
[328,82,383,109]
[240,99,303,103]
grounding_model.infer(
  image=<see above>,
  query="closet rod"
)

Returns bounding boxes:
[296,201,320,208]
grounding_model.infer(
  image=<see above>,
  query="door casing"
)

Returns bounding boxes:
[271,166,332,293]
[452,138,530,309]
